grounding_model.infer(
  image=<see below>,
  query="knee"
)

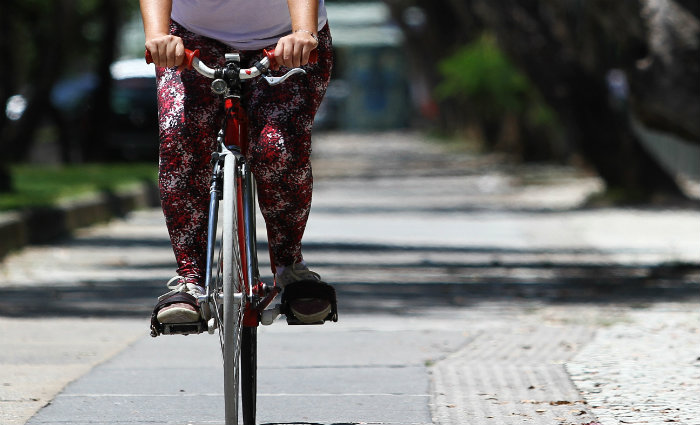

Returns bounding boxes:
[249,124,311,176]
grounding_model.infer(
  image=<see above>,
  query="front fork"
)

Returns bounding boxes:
[201,132,279,331]
[201,131,227,330]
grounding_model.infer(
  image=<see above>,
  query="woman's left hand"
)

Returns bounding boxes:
[274,30,318,69]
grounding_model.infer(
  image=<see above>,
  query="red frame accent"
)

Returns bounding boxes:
[224,96,277,328]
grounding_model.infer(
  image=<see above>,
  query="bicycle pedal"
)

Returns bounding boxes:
[284,310,338,326]
[158,321,207,336]
[285,316,324,325]
[280,280,339,326]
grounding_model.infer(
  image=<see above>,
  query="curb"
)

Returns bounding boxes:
[0,181,160,260]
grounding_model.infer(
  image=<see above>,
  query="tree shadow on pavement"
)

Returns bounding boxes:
[0,247,697,318]
[260,423,360,425]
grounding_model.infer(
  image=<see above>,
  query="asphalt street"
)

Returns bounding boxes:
[1,132,699,425]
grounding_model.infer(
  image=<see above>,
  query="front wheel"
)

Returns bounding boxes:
[241,327,257,425]
[221,152,242,424]
[221,152,259,425]
[239,161,258,425]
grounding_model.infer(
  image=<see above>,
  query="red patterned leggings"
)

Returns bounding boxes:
[156,21,332,284]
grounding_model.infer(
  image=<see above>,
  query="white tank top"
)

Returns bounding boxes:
[171,0,328,50]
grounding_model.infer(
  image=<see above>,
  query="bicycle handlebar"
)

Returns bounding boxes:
[145,48,318,82]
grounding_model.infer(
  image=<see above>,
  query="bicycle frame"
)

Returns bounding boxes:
[202,91,280,331]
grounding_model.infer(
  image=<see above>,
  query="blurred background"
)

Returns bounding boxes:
[1,0,699,207]
[1,4,699,422]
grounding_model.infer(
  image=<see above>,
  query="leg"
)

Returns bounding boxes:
[157,22,230,284]
[242,25,333,269]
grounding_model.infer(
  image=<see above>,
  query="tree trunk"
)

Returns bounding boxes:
[384,0,694,202]
[627,0,700,141]
[468,0,688,200]
[80,0,119,161]
[0,0,17,192]
[0,2,67,166]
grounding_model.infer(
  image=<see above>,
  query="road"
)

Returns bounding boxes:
[1,132,699,425]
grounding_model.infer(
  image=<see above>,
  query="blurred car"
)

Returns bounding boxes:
[104,59,158,160]
[6,58,158,161]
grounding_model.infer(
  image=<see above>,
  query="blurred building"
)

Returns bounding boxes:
[318,2,411,131]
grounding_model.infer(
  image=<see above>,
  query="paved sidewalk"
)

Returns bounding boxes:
[1,132,699,425]
[567,305,700,425]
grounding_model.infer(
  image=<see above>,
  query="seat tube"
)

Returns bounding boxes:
[231,99,255,289]
[226,95,250,294]
[241,164,257,292]
[235,168,249,289]
[240,162,262,328]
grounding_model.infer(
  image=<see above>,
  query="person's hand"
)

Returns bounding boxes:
[145,34,185,68]
[273,30,318,69]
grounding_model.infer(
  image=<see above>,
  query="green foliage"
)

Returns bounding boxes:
[0,163,157,211]
[434,33,564,159]
[436,34,530,118]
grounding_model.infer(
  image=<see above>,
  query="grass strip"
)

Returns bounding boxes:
[0,163,158,212]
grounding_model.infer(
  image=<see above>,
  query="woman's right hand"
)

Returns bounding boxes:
[145,34,185,68]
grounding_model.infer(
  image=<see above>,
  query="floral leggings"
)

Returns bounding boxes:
[156,21,332,284]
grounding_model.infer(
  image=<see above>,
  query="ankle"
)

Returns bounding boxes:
[275,260,306,278]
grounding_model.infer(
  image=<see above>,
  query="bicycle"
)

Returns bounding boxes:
[147,48,338,425]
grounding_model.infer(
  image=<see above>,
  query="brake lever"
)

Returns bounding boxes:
[263,68,307,86]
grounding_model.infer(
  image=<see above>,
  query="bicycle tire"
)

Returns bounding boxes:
[221,152,259,425]
[239,161,258,425]
[221,152,242,425]
[240,326,257,425]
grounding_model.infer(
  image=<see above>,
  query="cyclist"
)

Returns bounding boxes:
[140,0,334,325]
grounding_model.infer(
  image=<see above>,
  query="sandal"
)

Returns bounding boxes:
[150,276,206,336]
[281,279,338,325]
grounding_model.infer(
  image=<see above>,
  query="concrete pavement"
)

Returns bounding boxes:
[1,131,699,425]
